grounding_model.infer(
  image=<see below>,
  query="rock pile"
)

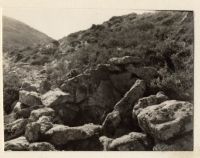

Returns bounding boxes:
[4,56,193,151]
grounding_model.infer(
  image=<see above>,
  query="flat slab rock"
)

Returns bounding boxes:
[45,123,102,146]
[5,136,29,151]
[41,88,74,107]
[99,132,152,151]
[137,100,193,141]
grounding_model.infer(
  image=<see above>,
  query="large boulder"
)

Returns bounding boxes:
[137,100,193,141]
[132,92,168,119]
[99,132,152,151]
[37,116,53,134]
[29,107,55,122]
[153,133,193,151]
[39,80,51,94]
[4,136,29,151]
[41,88,74,107]
[102,80,146,135]
[28,142,56,151]
[19,90,42,107]
[4,118,28,141]
[45,123,102,146]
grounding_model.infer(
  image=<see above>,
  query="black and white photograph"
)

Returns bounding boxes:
[1,0,196,152]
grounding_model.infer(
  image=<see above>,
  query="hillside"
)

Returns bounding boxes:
[3,16,53,52]
[3,11,194,151]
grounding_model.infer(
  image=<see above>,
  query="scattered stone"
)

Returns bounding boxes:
[45,123,102,146]
[20,82,38,92]
[4,136,29,151]
[137,100,193,141]
[39,80,51,94]
[19,90,42,107]
[29,107,55,122]
[4,118,28,141]
[29,142,56,151]
[100,132,152,151]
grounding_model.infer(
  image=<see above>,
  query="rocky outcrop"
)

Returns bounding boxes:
[99,132,152,151]
[137,100,193,141]
[4,118,28,141]
[102,80,146,136]
[19,90,42,107]
[45,123,102,146]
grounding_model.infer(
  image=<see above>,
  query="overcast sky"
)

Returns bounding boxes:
[3,8,154,39]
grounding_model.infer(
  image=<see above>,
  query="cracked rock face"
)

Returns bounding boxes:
[137,100,193,141]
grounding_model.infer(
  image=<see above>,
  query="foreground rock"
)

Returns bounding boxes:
[45,123,102,146]
[132,92,168,119]
[5,136,29,151]
[137,100,193,141]
[29,142,56,151]
[153,133,193,151]
[102,80,146,135]
[19,90,42,107]
[4,118,28,141]
[99,132,152,151]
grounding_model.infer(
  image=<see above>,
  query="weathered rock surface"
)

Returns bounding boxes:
[5,136,29,151]
[39,80,51,94]
[137,100,193,141]
[132,91,168,119]
[29,107,55,122]
[4,118,28,141]
[29,142,56,151]
[153,133,193,151]
[45,123,102,146]
[102,80,146,135]
[100,132,152,151]
[41,88,73,107]
[19,90,42,107]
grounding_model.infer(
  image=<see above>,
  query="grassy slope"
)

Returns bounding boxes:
[3,16,53,52]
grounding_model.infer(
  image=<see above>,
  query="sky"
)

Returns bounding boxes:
[3,8,154,40]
